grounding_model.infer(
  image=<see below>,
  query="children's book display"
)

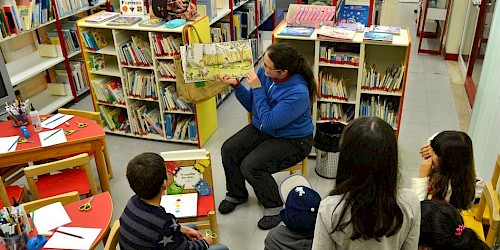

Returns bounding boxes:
[106,16,142,26]
[119,0,146,16]
[286,4,336,28]
[84,12,119,23]
[334,21,365,32]
[138,18,166,27]
[363,31,393,43]
[369,25,401,35]
[317,26,356,40]
[181,40,254,82]
[278,26,315,37]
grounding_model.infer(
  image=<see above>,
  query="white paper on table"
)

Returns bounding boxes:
[33,202,72,233]
[44,227,102,250]
[41,114,74,129]
[38,129,67,147]
[0,136,19,153]
[160,193,198,218]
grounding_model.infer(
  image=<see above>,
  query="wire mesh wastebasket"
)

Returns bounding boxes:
[313,122,345,179]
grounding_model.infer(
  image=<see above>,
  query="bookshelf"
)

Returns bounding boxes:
[0,0,108,114]
[77,14,218,147]
[272,21,411,139]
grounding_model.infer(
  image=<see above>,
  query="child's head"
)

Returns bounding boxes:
[430,131,476,210]
[126,152,167,200]
[331,116,402,240]
[419,199,490,250]
[279,174,321,235]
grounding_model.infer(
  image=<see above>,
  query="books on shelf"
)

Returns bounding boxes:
[361,63,405,92]
[161,84,194,113]
[90,76,126,105]
[106,16,142,26]
[123,68,157,100]
[89,54,105,71]
[164,114,196,140]
[319,71,350,101]
[360,95,399,128]
[117,34,153,66]
[152,33,182,57]
[363,31,393,43]
[319,43,360,66]
[158,61,176,79]
[81,30,108,51]
[334,22,365,32]
[317,26,356,40]
[138,18,166,27]
[369,25,401,35]
[98,105,129,131]
[85,12,119,23]
[278,26,315,37]
[319,103,355,123]
[181,40,254,83]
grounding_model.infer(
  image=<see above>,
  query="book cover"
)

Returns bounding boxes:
[278,26,314,37]
[369,25,401,35]
[160,193,198,218]
[138,18,165,27]
[317,26,356,40]
[334,22,365,32]
[363,31,393,43]
[85,12,119,23]
[106,16,142,26]
[181,40,254,83]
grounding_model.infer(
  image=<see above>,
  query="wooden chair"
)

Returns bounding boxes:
[23,153,98,200]
[462,153,500,223]
[21,191,80,214]
[0,176,28,208]
[162,150,219,244]
[58,108,114,180]
[462,181,500,247]
[104,220,120,250]
[247,112,308,176]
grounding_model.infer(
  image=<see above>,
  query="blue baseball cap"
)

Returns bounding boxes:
[279,174,321,234]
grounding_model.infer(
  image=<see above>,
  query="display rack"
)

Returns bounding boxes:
[417,0,452,55]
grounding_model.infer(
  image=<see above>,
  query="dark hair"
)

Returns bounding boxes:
[330,116,403,240]
[126,152,167,200]
[266,42,318,104]
[420,200,490,250]
[430,131,476,210]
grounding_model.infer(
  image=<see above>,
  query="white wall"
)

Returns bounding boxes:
[445,0,467,55]
[468,0,500,181]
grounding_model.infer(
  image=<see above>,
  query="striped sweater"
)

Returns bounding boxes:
[119,195,209,250]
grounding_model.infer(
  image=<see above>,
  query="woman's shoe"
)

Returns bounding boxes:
[218,199,247,214]
[258,215,282,230]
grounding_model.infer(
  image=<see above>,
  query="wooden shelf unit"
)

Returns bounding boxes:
[77,15,218,147]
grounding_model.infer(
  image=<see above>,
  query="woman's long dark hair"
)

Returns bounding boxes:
[266,43,317,104]
[420,200,490,250]
[430,131,476,210]
[330,117,403,240]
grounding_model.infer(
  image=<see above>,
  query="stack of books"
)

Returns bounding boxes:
[317,26,356,40]
[363,25,401,44]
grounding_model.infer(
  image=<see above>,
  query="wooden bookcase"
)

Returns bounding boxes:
[76,14,217,147]
[0,0,108,114]
[272,21,411,139]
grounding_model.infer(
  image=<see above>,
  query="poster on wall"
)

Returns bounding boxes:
[120,0,146,16]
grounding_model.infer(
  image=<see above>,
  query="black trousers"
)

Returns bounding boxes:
[221,124,313,209]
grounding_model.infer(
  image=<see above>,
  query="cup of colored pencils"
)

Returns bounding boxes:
[5,99,29,127]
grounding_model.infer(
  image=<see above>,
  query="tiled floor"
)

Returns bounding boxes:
[66,1,468,249]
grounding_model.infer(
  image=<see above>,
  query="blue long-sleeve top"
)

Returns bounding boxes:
[234,67,314,138]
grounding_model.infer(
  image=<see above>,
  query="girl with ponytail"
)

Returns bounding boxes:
[419,200,489,250]
[215,43,316,230]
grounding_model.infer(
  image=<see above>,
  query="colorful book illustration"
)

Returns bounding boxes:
[369,25,401,35]
[138,18,166,27]
[160,193,198,218]
[85,12,119,23]
[278,26,315,37]
[120,0,145,16]
[363,31,393,43]
[317,26,356,40]
[106,16,142,26]
[180,40,254,83]
[334,22,365,32]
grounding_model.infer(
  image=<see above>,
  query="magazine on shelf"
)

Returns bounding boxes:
[317,26,356,40]
[106,16,142,26]
[180,40,254,83]
[278,26,315,37]
[334,22,365,32]
[363,31,393,43]
[85,12,119,23]
[369,25,401,35]
[138,18,166,27]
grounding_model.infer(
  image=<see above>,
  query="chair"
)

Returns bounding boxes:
[462,181,500,247]
[23,153,98,200]
[162,150,219,244]
[21,191,80,214]
[58,108,114,180]
[104,220,120,250]
[462,153,500,223]
[247,112,308,176]
[0,176,28,208]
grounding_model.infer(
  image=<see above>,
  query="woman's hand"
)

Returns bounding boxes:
[420,144,434,159]
[215,74,237,86]
[180,226,203,240]
[246,71,261,89]
[419,158,433,178]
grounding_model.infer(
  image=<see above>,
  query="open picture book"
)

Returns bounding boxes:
[180,40,254,83]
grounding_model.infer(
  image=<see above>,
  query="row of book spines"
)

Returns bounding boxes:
[319,48,360,66]
[119,41,153,67]
[0,0,55,37]
[318,103,355,122]
[48,29,80,54]
[165,114,197,141]
[98,105,130,131]
[91,79,126,105]
[161,86,193,113]
[152,34,182,57]
[362,64,405,92]
[55,60,89,94]
[158,61,176,78]
[319,73,349,100]
[81,31,107,51]
[360,97,399,127]
[124,70,157,99]
[210,27,230,43]
[291,6,335,21]
[56,0,90,17]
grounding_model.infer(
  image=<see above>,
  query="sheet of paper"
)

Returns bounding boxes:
[0,136,19,153]
[44,227,102,250]
[38,129,67,147]
[160,193,198,218]
[33,202,72,233]
[41,114,74,129]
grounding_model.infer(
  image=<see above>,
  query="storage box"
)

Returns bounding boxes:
[286,4,336,29]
